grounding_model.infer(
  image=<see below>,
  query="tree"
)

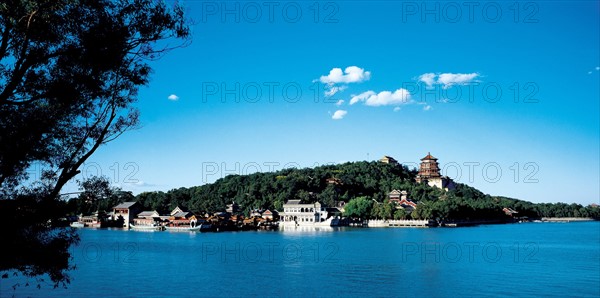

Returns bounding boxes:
[0,0,189,288]
[379,201,395,220]
[343,196,373,219]
[394,208,407,220]
[66,176,133,215]
[0,0,189,197]
[370,201,382,219]
[78,176,112,202]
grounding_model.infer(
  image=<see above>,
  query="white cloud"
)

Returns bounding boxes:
[319,66,371,84]
[125,180,158,189]
[349,91,375,105]
[589,71,593,75]
[350,89,411,106]
[168,94,179,101]
[596,66,599,70]
[423,105,432,111]
[418,72,480,89]
[437,73,479,88]
[418,73,437,88]
[332,110,348,120]
[393,107,401,112]
[325,85,348,97]
[335,99,344,106]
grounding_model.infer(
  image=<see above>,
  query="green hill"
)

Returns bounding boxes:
[124,160,599,221]
[66,160,599,221]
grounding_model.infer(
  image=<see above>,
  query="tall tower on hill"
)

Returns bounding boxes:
[415,152,441,181]
[415,152,455,191]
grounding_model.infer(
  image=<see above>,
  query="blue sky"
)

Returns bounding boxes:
[57,1,598,204]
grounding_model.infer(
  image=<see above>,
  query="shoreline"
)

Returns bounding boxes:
[540,217,597,222]
[68,217,599,232]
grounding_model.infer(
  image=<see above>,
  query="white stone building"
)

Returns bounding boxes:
[279,199,331,225]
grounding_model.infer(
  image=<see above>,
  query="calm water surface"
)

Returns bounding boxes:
[2,222,599,297]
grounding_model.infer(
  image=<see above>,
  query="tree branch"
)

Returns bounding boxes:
[49,104,117,199]
[0,23,11,59]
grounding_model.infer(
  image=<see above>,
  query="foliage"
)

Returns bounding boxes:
[344,196,374,219]
[0,0,189,198]
[0,173,79,288]
[0,0,189,288]
[65,176,134,216]
[125,161,414,216]
[108,161,600,222]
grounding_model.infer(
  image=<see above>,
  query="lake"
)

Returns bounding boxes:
[2,222,599,297]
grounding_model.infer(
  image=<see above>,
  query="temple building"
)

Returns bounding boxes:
[380,155,398,165]
[415,152,455,191]
[388,190,417,211]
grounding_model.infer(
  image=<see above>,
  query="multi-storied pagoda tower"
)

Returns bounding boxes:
[415,152,455,191]
[415,152,441,182]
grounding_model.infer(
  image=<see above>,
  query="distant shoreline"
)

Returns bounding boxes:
[540,217,597,222]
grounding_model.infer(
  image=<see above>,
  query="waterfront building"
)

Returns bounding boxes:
[168,206,197,227]
[78,211,108,228]
[262,209,278,220]
[139,210,160,218]
[415,152,455,191]
[250,209,263,217]
[280,200,326,223]
[112,201,142,229]
[279,199,341,226]
[133,210,162,227]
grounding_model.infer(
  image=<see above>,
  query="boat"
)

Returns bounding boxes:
[70,222,84,228]
[280,216,344,228]
[130,223,165,231]
[199,222,214,232]
[165,220,202,232]
[257,220,279,230]
[165,225,201,232]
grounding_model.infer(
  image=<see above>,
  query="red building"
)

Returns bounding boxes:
[388,190,417,210]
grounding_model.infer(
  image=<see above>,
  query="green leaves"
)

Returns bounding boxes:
[343,196,373,219]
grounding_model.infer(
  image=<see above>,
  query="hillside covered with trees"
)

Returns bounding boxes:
[69,161,600,221]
